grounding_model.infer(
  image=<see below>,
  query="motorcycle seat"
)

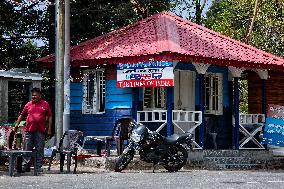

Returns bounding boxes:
[164,133,190,145]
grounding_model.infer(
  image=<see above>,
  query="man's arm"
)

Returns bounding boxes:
[47,115,52,135]
[14,114,24,132]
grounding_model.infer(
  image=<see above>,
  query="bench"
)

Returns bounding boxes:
[0,150,38,176]
[0,126,38,177]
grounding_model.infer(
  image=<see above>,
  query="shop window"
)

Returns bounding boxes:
[143,87,166,110]
[82,69,105,114]
[204,73,223,115]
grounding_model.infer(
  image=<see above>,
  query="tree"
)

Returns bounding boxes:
[1,0,175,99]
[69,0,175,45]
[1,0,175,67]
[205,0,284,57]
[205,0,284,113]
[0,0,48,70]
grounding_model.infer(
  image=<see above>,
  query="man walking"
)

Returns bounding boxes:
[14,87,52,172]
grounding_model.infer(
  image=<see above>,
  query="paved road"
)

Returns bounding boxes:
[0,168,284,189]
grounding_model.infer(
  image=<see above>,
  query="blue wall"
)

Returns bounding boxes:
[70,63,232,149]
[175,62,232,149]
[70,82,83,111]
[174,62,229,107]
[70,80,134,149]
[105,80,133,109]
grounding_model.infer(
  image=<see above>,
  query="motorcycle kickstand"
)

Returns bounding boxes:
[152,163,157,173]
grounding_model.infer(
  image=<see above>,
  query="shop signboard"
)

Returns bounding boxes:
[117,61,174,88]
[262,104,284,147]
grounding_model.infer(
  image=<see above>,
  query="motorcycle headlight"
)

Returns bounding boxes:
[131,131,143,142]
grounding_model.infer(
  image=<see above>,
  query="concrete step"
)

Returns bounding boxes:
[81,156,266,171]
[78,150,278,171]
[215,164,263,170]
[238,150,273,160]
[192,150,272,158]
[204,157,262,165]
[203,150,239,157]
[266,157,284,169]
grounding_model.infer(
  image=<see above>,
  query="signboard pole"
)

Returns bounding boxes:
[262,79,266,116]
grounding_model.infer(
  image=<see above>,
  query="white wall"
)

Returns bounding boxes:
[174,70,196,111]
[173,70,196,134]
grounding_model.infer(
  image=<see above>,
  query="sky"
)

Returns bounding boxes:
[172,0,213,20]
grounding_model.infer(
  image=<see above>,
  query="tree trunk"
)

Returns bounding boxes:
[244,0,261,43]
[195,0,202,24]
[48,0,56,54]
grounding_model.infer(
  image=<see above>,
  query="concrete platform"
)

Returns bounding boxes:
[2,150,283,176]
[77,150,284,171]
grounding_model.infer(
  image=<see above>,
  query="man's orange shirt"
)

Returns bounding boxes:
[21,100,52,133]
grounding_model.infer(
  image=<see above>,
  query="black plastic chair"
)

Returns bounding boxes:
[48,130,83,173]
[112,118,134,155]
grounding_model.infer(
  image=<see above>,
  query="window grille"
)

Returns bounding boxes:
[82,69,105,114]
[143,87,166,110]
[204,73,223,115]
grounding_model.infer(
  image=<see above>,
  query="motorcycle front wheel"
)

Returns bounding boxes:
[163,145,188,172]
[114,147,134,172]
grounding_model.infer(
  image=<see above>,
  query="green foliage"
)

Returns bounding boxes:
[0,0,48,70]
[239,79,248,114]
[205,0,284,57]
[1,0,174,69]
[69,0,174,45]
[205,1,284,113]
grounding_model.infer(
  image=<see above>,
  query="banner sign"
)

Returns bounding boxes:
[262,104,284,147]
[117,61,174,88]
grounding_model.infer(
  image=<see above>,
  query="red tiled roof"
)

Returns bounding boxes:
[37,12,284,70]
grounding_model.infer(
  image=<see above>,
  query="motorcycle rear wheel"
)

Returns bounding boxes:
[163,145,188,172]
[114,149,134,172]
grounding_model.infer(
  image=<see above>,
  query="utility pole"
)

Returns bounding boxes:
[55,0,65,146]
[63,0,70,146]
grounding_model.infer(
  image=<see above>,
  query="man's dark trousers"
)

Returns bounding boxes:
[23,131,45,169]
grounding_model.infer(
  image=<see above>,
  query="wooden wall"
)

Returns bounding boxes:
[248,71,284,114]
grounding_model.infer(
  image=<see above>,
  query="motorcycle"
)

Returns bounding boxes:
[114,121,194,172]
